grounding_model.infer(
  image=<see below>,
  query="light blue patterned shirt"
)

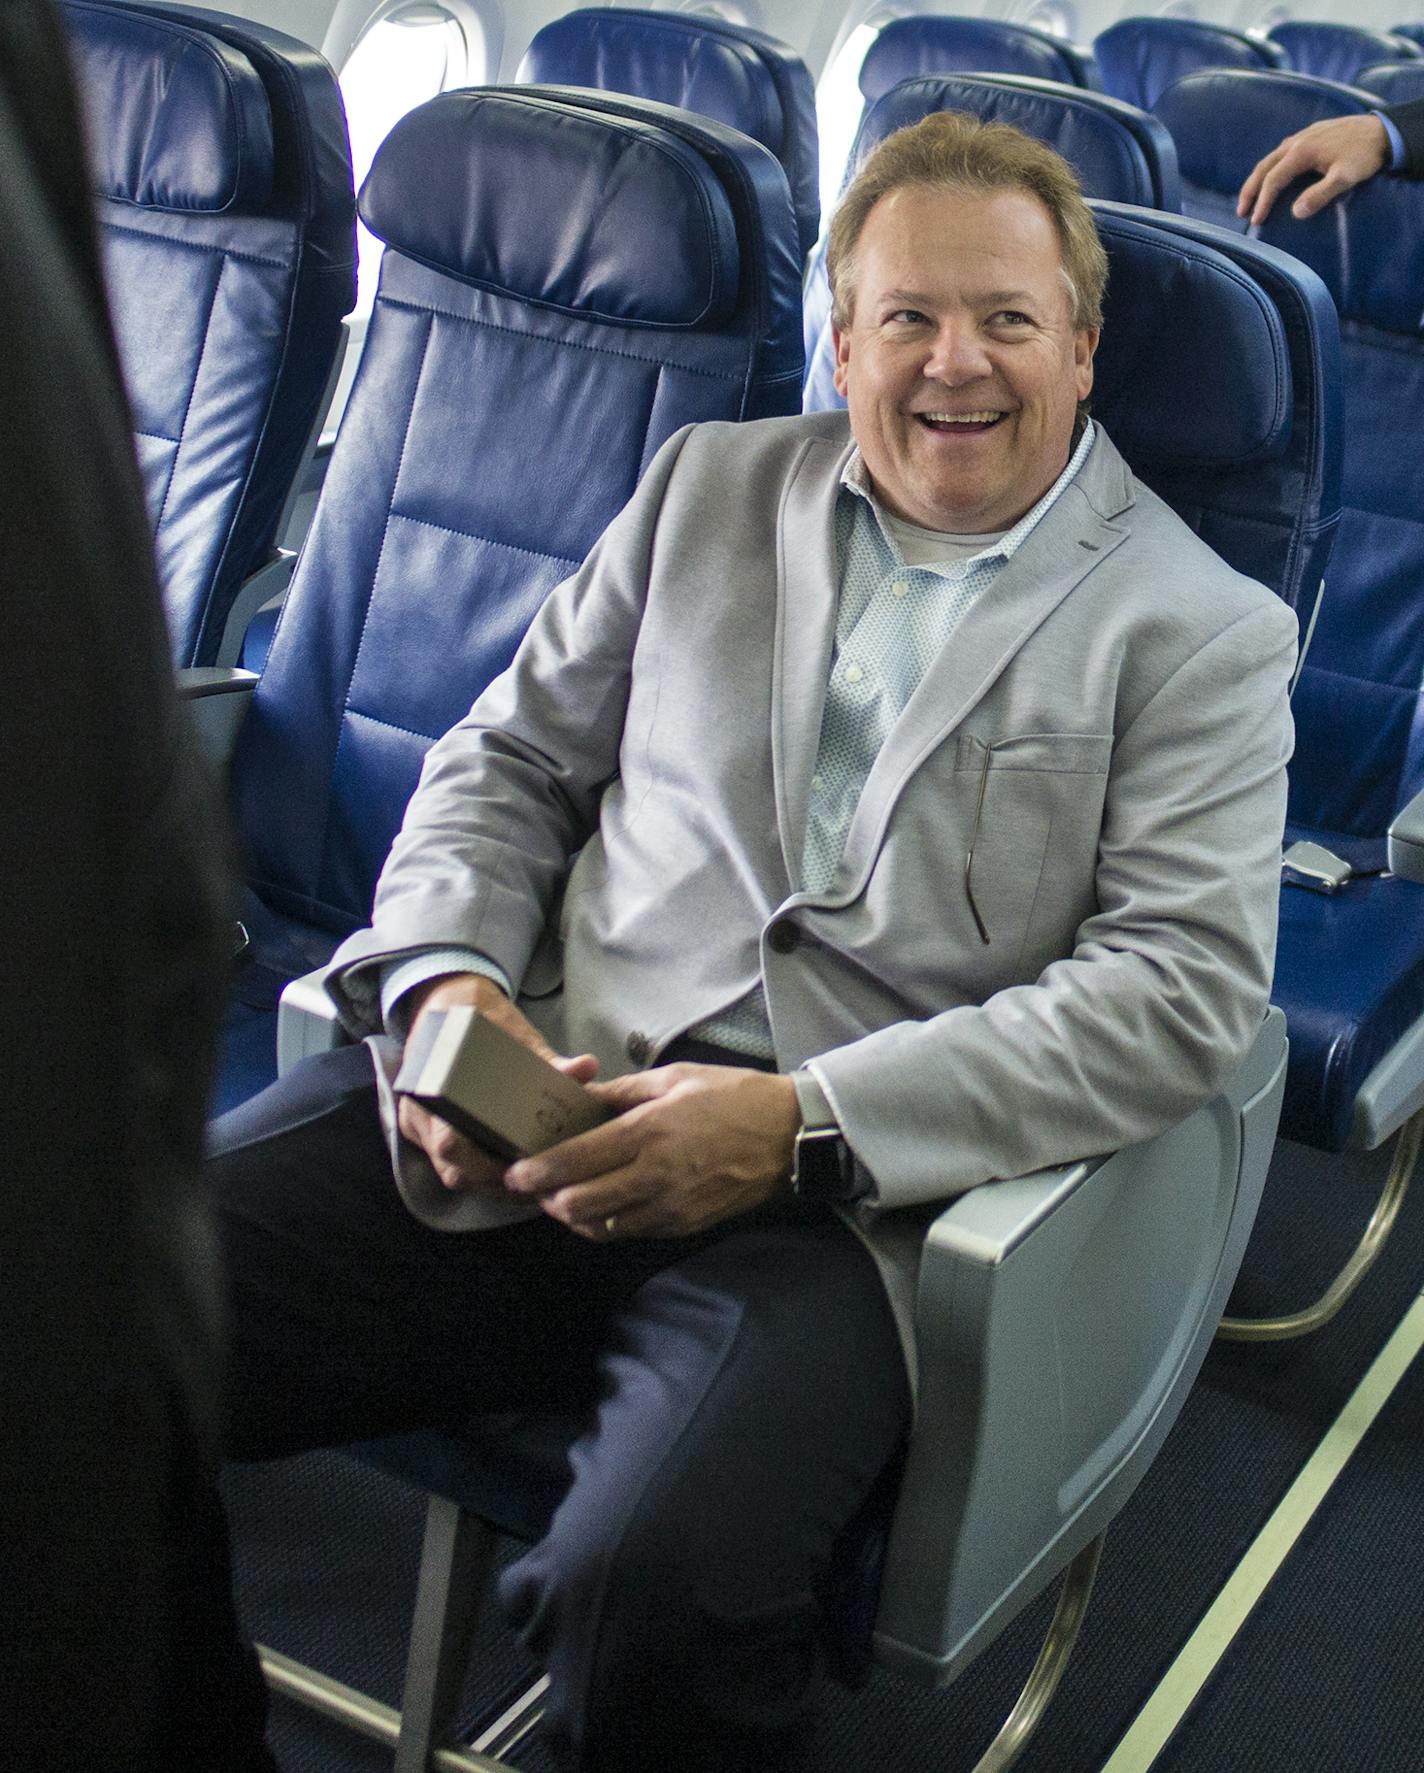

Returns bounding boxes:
[382,422,1096,1052]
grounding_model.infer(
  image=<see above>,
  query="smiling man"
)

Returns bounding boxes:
[210,113,1297,1772]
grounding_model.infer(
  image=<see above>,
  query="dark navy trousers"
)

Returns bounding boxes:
[209,1042,911,1772]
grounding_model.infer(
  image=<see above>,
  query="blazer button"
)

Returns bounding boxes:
[625,1031,651,1066]
[766,920,800,954]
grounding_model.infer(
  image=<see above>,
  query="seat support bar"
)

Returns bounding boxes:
[1217,1107,1421,1342]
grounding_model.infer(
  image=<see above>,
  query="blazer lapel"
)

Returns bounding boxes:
[830,434,1136,900]
[770,431,855,887]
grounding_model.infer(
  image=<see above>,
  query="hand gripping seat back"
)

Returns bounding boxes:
[1093,17,1285,112]
[61,1,356,667]
[1156,69,1376,232]
[1268,21,1422,85]
[802,76,1181,411]
[857,17,1098,106]
[518,7,820,259]
[219,89,803,1106]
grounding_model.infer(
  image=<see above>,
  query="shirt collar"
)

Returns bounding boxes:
[840,417,1096,568]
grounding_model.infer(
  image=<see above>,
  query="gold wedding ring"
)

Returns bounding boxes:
[604,1214,619,1237]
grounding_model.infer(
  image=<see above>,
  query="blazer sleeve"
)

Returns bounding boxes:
[812,593,1299,1209]
[325,424,697,1035]
[1385,97,1424,176]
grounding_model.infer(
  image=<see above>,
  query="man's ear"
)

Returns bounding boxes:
[1074,326,1100,403]
[832,319,852,399]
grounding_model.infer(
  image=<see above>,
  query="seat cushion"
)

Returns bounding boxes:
[1273,861,1424,1150]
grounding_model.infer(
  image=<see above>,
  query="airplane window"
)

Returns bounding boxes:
[816,18,885,226]
[1158,0,1200,16]
[1021,1,1076,35]
[341,3,483,316]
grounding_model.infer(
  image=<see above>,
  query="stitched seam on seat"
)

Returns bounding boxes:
[135,425,182,446]
[343,705,444,743]
[378,295,741,382]
[389,509,579,568]
[313,314,436,878]
[151,255,226,543]
[102,219,288,270]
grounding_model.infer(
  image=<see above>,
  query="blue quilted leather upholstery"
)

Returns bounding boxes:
[857,17,1099,104]
[517,7,819,259]
[1269,21,1422,85]
[803,75,1180,410]
[1093,17,1285,112]
[1153,67,1424,1149]
[216,87,804,1113]
[61,2,356,667]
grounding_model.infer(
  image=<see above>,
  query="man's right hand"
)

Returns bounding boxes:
[396,973,599,1196]
[1237,113,1391,225]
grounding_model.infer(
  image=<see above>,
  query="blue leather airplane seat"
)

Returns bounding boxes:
[517,6,819,259]
[59,1,356,667]
[1093,16,1285,111]
[1145,67,1424,1329]
[1268,21,1422,85]
[216,86,804,1112]
[857,15,1099,109]
[1357,59,1424,103]
[802,75,1181,410]
[1392,22,1424,50]
[1156,69,1372,230]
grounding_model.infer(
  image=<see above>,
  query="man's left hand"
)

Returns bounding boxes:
[503,1062,801,1239]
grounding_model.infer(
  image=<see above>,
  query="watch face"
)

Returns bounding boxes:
[795,1127,859,1201]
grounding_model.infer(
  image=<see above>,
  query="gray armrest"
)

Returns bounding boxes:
[874,1008,1287,1685]
[175,667,257,767]
[1387,786,1424,883]
[276,965,352,1076]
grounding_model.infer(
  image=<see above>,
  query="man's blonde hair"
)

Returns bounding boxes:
[827,109,1108,333]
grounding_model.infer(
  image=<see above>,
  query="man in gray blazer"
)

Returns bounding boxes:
[212,112,1296,1771]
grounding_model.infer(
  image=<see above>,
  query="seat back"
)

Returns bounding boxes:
[60,1,356,666]
[802,74,1180,410]
[858,16,1097,107]
[516,6,819,259]
[1087,201,1339,624]
[1156,71,1424,863]
[227,87,803,1012]
[1269,21,1422,85]
[1156,68,1373,231]
[1357,58,1424,103]
[1392,22,1424,50]
[1093,16,1285,111]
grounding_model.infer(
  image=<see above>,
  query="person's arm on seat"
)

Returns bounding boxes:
[1237,111,1398,224]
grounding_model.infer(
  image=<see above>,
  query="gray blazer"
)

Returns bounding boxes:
[328,412,1298,1364]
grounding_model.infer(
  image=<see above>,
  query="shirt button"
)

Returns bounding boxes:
[891,580,909,598]
[625,1031,650,1065]
[844,662,864,683]
[766,920,800,955]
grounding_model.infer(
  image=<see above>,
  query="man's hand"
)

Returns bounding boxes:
[1237,114,1391,225]
[396,972,598,1197]
[504,1062,802,1240]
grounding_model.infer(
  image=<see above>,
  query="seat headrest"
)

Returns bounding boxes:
[856,75,1180,211]
[1269,21,1422,84]
[859,18,1090,104]
[1157,69,1367,200]
[518,9,781,152]
[1093,18,1285,110]
[1357,59,1424,104]
[359,90,740,328]
[62,1,273,212]
[1090,205,1294,469]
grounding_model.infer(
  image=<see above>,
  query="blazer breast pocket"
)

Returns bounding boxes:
[955,730,1114,970]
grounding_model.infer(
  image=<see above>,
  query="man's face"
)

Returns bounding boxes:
[832,183,1099,534]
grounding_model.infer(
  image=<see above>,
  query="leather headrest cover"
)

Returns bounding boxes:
[857,76,1178,210]
[860,18,1081,103]
[360,90,740,327]
[1092,208,1292,467]
[62,2,273,211]
[518,11,781,152]
[1157,71,1368,198]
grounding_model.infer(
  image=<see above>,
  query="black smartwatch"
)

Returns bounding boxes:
[789,1069,868,1203]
